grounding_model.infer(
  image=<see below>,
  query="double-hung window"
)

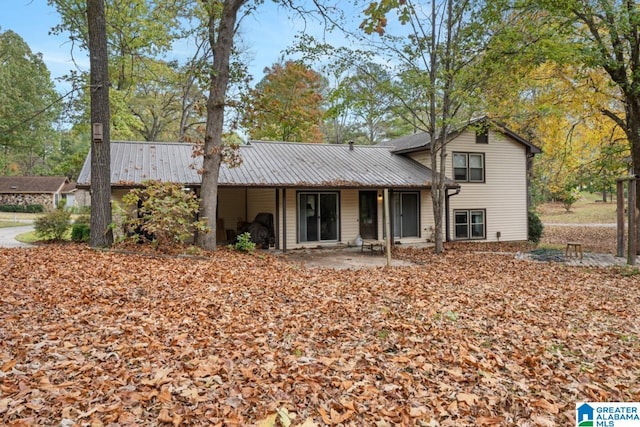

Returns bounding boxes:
[454,209,486,240]
[453,152,484,182]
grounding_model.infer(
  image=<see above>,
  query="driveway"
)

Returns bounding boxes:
[0,225,34,248]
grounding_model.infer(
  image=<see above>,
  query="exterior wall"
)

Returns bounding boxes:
[445,129,529,242]
[279,188,435,250]
[246,188,276,223]
[218,188,247,236]
[0,193,55,209]
[341,190,360,245]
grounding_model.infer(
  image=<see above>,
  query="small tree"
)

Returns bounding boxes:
[122,181,209,252]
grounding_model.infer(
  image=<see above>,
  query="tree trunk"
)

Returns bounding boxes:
[622,94,640,254]
[197,0,245,250]
[87,0,113,248]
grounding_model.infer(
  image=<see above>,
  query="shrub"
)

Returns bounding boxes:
[71,223,90,242]
[26,204,44,213]
[34,208,71,241]
[0,205,26,212]
[121,181,209,252]
[528,210,544,244]
[232,232,256,253]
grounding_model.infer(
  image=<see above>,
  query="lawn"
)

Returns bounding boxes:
[537,193,617,225]
[1,244,638,426]
[537,193,623,254]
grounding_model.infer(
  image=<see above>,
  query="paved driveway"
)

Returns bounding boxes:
[0,225,34,248]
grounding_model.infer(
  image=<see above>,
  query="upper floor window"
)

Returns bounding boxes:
[453,152,485,182]
[476,126,489,144]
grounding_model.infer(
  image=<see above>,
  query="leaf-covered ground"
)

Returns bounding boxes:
[1,245,639,426]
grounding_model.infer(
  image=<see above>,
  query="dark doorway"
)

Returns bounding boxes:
[359,191,378,239]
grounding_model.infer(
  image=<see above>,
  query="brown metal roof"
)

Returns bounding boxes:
[77,140,449,189]
[0,176,74,194]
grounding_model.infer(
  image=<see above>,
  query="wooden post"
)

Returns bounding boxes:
[384,189,392,268]
[617,179,625,257]
[629,179,637,266]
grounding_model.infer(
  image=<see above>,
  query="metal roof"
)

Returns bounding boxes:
[77,140,447,189]
[380,116,542,154]
[0,176,74,194]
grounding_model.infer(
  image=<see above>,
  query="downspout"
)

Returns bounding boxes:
[445,185,461,242]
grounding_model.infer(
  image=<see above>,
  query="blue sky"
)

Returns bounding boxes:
[0,0,366,94]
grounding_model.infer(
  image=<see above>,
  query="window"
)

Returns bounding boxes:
[298,192,339,242]
[453,152,484,182]
[454,209,485,240]
[476,126,489,144]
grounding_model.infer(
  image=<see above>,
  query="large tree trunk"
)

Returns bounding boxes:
[197,0,245,250]
[87,0,113,248]
[626,97,640,254]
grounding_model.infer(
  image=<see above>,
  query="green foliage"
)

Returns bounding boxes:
[0,204,44,213]
[34,208,72,241]
[71,214,90,243]
[71,223,90,243]
[232,232,256,253]
[0,30,60,175]
[528,210,544,244]
[121,181,209,251]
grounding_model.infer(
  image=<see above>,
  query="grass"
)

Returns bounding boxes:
[537,192,617,224]
[0,221,25,228]
[15,231,39,244]
[0,212,44,222]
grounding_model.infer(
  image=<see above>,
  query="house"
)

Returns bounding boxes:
[381,117,541,242]
[0,176,77,210]
[76,117,540,249]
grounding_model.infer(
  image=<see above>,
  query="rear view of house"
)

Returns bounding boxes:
[77,117,539,249]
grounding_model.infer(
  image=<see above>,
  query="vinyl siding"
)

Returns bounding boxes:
[218,188,247,233]
[247,188,276,223]
[341,190,360,244]
[446,130,528,242]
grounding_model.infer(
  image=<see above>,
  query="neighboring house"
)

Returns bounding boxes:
[76,117,540,249]
[381,116,541,242]
[0,176,77,210]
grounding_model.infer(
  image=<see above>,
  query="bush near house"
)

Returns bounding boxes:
[34,208,71,241]
[121,181,209,252]
[0,204,44,213]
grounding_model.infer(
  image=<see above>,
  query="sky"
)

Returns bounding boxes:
[0,0,367,94]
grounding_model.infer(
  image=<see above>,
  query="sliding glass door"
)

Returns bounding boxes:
[298,192,339,242]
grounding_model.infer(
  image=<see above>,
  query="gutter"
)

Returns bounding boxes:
[444,186,461,242]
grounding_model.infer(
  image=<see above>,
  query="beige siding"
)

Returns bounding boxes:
[247,188,276,221]
[341,190,360,245]
[408,151,430,167]
[447,130,528,242]
[218,188,247,234]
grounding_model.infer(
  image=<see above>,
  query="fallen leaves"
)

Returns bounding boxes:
[0,244,639,426]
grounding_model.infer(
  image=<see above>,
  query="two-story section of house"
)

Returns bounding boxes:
[383,116,541,243]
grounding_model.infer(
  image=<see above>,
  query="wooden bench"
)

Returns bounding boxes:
[565,242,583,260]
[361,239,385,255]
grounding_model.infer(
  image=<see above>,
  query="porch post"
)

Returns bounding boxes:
[282,188,287,252]
[617,179,625,258]
[384,188,392,267]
